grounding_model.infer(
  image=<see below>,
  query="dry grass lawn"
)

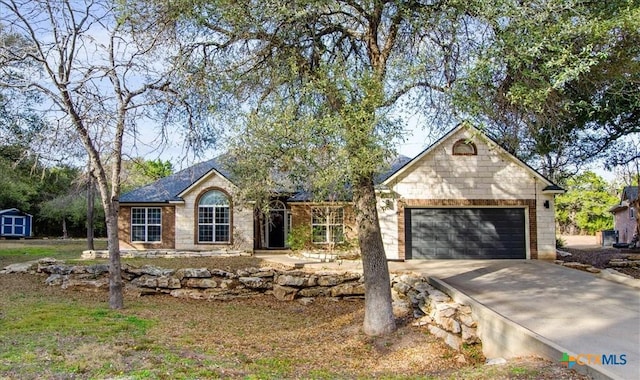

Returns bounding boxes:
[0,240,589,379]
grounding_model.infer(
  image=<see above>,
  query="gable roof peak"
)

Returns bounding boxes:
[119,156,232,204]
[382,123,563,190]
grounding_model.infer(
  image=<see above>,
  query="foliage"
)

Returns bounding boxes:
[286,225,313,251]
[454,0,640,182]
[0,145,38,211]
[0,144,101,237]
[555,172,618,234]
[121,158,173,193]
[158,0,493,336]
[1,0,203,308]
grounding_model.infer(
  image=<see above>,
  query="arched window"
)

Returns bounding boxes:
[452,139,477,155]
[198,190,230,243]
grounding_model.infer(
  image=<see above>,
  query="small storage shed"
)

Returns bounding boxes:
[0,208,33,238]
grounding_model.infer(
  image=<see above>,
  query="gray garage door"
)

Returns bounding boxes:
[405,208,526,259]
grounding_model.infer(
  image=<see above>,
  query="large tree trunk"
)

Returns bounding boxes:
[353,176,396,336]
[105,200,123,309]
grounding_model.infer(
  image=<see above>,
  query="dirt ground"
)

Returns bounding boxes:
[558,235,640,279]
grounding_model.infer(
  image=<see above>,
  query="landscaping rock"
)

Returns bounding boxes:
[276,274,307,287]
[273,284,297,301]
[61,277,109,291]
[330,282,365,297]
[8,259,480,355]
[176,268,211,279]
[184,278,217,288]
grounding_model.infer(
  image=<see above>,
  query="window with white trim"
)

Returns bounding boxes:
[312,207,344,244]
[630,207,636,220]
[131,208,161,242]
[198,190,230,243]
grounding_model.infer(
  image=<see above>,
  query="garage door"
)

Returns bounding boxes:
[405,208,526,259]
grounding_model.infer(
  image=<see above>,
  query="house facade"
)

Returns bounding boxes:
[609,186,638,244]
[376,125,563,260]
[118,124,563,260]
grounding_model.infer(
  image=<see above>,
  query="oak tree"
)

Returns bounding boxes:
[0,0,190,308]
[157,0,487,335]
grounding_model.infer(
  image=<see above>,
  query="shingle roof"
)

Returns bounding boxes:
[375,155,412,183]
[119,157,232,203]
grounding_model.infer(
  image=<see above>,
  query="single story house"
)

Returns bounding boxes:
[0,208,33,238]
[118,124,564,260]
[609,186,638,244]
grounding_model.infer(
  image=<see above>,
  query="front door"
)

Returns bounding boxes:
[268,210,286,248]
[266,200,288,249]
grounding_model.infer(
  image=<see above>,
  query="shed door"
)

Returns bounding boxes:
[405,208,526,259]
[2,216,25,236]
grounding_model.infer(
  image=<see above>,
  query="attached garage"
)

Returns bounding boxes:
[405,208,527,259]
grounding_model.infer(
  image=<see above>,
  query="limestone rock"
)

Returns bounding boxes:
[330,282,365,297]
[131,274,158,288]
[461,325,479,344]
[87,264,109,275]
[170,288,207,300]
[45,273,65,286]
[39,264,73,275]
[276,274,307,287]
[239,276,271,289]
[157,276,181,289]
[175,268,211,279]
[562,262,591,270]
[184,278,217,288]
[458,313,477,328]
[428,324,461,350]
[317,275,342,286]
[485,358,507,366]
[273,284,297,301]
[253,269,276,278]
[61,277,109,291]
[427,289,451,302]
[210,269,236,278]
[435,303,458,318]
[2,261,39,274]
[298,286,330,297]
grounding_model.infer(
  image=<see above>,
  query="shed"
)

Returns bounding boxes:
[0,208,33,238]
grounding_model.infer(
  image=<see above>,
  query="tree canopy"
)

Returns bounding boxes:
[555,171,618,235]
[156,0,494,335]
[454,0,640,181]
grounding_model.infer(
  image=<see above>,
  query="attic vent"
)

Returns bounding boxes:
[452,139,477,156]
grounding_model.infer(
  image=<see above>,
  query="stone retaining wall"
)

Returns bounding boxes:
[3,258,479,350]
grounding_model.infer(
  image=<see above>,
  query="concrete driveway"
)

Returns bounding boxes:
[389,260,640,380]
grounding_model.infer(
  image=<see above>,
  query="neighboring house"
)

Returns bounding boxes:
[118,124,564,260]
[0,208,33,238]
[609,186,638,244]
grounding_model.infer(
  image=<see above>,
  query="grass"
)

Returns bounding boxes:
[0,238,107,266]
[0,240,588,379]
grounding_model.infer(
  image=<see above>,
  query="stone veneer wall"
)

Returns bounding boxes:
[6,258,479,351]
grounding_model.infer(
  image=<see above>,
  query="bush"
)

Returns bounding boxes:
[556,236,566,248]
[286,226,313,251]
